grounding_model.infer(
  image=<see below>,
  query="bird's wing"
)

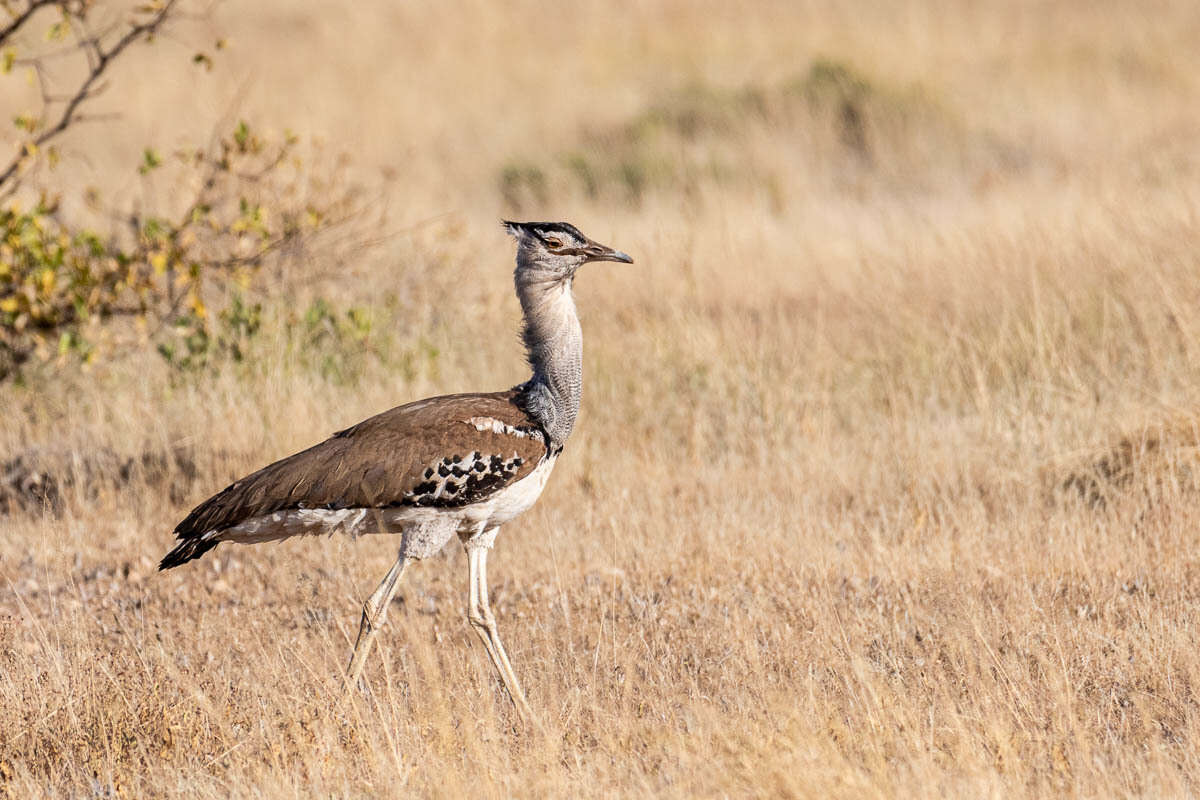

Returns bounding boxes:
[170,390,549,541]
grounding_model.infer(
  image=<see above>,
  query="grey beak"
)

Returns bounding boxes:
[586,243,634,264]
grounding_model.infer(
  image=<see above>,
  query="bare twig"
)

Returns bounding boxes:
[0,0,56,47]
[0,0,182,195]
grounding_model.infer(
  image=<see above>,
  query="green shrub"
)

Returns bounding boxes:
[0,2,364,381]
[0,121,350,379]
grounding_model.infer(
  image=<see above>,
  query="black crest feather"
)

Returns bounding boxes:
[502,220,586,244]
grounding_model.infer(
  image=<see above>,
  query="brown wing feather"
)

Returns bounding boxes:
[161,390,547,568]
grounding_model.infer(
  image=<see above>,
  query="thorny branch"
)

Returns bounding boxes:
[0,0,182,196]
[0,0,55,46]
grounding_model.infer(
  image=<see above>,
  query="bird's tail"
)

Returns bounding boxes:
[158,536,218,570]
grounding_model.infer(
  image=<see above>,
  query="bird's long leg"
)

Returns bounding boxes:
[346,553,414,687]
[465,545,535,723]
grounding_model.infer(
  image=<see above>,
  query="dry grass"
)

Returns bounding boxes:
[5,0,1200,796]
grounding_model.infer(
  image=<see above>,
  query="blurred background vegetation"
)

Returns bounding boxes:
[0,0,1049,388]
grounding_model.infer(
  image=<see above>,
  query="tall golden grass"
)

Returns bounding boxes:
[4,0,1200,796]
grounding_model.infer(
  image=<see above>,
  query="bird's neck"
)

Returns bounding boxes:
[515,269,583,449]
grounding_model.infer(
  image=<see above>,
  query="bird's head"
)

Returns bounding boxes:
[503,220,633,283]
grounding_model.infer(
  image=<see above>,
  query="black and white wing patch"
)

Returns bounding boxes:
[403,451,529,507]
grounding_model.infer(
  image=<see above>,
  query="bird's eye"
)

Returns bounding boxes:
[544,237,562,248]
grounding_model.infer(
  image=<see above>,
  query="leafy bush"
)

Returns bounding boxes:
[0,121,351,379]
[157,293,263,373]
[0,2,364,381]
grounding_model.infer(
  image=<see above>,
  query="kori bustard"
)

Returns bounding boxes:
[159,221,632,721]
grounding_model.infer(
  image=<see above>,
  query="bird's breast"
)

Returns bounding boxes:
[470,452,558,531]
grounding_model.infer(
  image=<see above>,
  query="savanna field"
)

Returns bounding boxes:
[3,1,1200,796]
